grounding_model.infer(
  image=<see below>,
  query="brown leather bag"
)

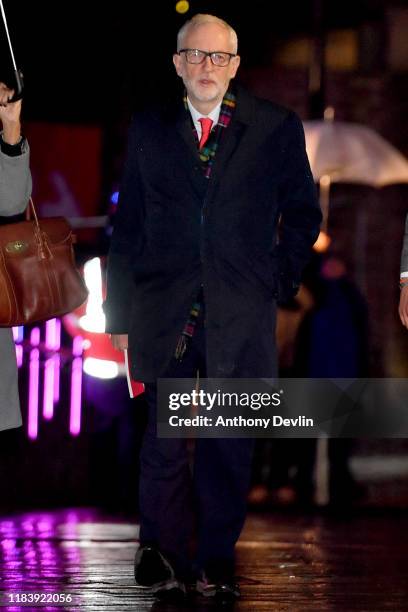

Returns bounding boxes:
[0,199,88,326]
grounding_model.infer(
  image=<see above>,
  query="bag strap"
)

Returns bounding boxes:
[25,198,40,226]
[25,198,52,259]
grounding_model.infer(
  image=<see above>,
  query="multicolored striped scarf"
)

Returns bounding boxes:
[183,89,236,179]
[175,90,236,360]
[174,290,203,361]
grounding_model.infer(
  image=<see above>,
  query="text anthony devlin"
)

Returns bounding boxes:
[214,415,314,428]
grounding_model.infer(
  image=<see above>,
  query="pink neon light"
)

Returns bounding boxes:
[55,319,61,350]
[28,348,40,440]
[53,355,60,403]
[15,344,23,368]
[70,336,83,436]
[70,357,83,436]
[45,319,55,349]
[12,326,24,342]
[72,336,83,357]
[44,319,62,417]
[45,318,61,350]
[43,358,54,420]
[13,327,24,367]
[30,327,40,347]
[52,320,61,404]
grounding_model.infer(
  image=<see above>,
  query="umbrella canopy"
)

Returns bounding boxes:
[303,120,408,187]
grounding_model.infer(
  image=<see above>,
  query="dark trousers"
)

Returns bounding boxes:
[138,306,254,578]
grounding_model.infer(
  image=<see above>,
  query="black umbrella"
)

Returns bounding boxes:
[0,0,23,100]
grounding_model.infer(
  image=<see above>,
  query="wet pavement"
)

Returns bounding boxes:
[0,508,407,611]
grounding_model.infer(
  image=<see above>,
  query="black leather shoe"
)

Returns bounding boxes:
[196,572,241,602]
[134,545,186,601]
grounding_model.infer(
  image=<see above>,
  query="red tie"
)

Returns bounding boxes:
[198,117,213,149]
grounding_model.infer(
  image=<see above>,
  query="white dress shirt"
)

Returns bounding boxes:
[187,98,221,141]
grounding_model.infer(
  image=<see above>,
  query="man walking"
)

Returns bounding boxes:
[105,13,321,601]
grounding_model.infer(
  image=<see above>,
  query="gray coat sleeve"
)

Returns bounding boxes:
[0,139,32,216]
[401,213,408,275]
[0,138,31,432]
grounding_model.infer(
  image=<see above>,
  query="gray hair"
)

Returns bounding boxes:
[177,14,238,54]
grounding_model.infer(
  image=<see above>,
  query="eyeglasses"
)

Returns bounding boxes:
[178,48,236,67]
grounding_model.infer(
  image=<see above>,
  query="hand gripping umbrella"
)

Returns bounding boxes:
[0,0,23,100]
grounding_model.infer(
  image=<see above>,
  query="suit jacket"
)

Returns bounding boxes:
[0,140,32,431]
[104,86,322,382]
[401,213,408,275]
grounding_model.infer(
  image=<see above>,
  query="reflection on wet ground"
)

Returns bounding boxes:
[0,508,407,610]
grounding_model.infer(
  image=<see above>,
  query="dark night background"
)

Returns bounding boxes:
[0,0,400,122]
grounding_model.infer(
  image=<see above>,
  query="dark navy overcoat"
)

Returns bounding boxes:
[104,86,322,382]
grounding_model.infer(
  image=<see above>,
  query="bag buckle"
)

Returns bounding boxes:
[5,240,29,254]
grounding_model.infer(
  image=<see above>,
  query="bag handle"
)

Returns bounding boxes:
[25,198,40,225]
[25,198,52,260]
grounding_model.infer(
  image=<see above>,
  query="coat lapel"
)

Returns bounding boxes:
[174,106,209,197]
[170,85,257,200]
[204,85,256,198]
[175,108,198,159]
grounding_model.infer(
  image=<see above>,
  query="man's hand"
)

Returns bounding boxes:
[110,334,129,351]
[0,82,22,145]
[399,285,408,328]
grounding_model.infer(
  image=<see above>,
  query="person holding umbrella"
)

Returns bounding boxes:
[399,214,408,328]
[0,81,32,431]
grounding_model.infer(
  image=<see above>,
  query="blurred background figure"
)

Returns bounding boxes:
[249,285,315,508]
[293,254,368,509]
[250,253,368,510]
